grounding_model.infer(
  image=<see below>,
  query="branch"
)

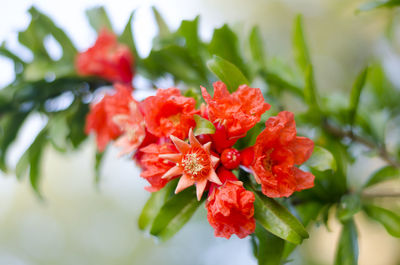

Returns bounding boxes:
[323,120,400,169]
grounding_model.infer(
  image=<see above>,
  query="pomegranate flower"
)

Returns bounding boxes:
[85,84,133,151]
[201,81,270,140]
[206,168,256,239]
[141,88,198,139]
[76,29,134,83]
[159,128,221,200]
[251,111,315,197]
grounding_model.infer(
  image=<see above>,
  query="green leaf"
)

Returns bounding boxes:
[364,204,400,237]
[358,0,400,11]
[150,187,203,241]
[306,146,337,171]
[0,44,25,67]
[151,6,171,37]
[118,11,139,59]
[86,6,113,33]
[209,24,248,77]
[335,219,359,265]
[95,150,105,185]
[207,55,249,92]
[138,180,176,231]
[252,224,285,265]
[261,71,303,98]
[193,114,215,136]
[337,194,362,222]
[304,65,320,111]
[245,183,309,244]
[249,26,266,71]
[293,15,311,73]
[48,114,70,152]
[364,166,400,188]
[348,67,368,126]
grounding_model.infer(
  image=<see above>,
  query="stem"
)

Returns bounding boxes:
[323,119,400,169]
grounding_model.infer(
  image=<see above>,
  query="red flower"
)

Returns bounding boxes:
[141,88,198,139]
[139,142,178,192]
[76,29,134,83]
[201,81,270,140]
[251,111,314,197]
[206,168,255,239]
[85,83,133,151]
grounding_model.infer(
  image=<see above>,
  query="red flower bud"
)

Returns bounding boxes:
[221,148,241,170]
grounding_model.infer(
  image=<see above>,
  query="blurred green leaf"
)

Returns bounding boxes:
[306,146,337,171]
[249,26,266,71]
[95,150,105,185]
[193,114,215,136]
[335,219,358,265]
[0,44,25,68]
[261,71,303,98]
[364,166,400,188]
[245,183,309,244]
[151,6,171,37]
[358,0,400,11]
[48,114,70,152]
[252,224,285,265]
[209,24,248,77]
[364,204,400,237]
[304,65,320,111]
[86,6,113,33]
[150,187,203,241]
[119,11,139,59]
[207,55,249,92]
[348,67,368,126]
[293,15,311,73]
[337,194,362,222]
[138,180,176,231]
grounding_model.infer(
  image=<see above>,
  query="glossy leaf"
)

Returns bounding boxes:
[364,165,400,188]
[306,146,337,171]
[86,6,113,33]
[348,67,368,126]
[252,224,285,265]
[245,184,309,244]
[249,26,266,70]
[293,15,311,73]
[193,114,215,136]
[207,55,249,92]
[364,204,400,237]
[150,187,203,241]
[335,219,359,265]
[337,194,362,222]
[209,24,247,77]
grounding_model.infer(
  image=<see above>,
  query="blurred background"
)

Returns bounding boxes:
[1,0,400,264]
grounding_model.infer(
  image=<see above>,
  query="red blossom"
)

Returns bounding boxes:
[251,111,314,197]
[141,88,198,139]
[85,83,133,151]
[201,81,270,140]
[206,168,255,239]
[76,29,134,83]
[139,142,178,192]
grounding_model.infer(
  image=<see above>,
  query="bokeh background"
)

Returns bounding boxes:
[1,0,400,264]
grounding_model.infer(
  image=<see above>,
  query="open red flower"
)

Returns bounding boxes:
[201,81,270,140]
[159,128,221,200]
[251,111,314,197]
[206,168,255,239]
[141,88,198,139]
[139,142,178,192]
[76,29,134,83]
[85,84,133,151]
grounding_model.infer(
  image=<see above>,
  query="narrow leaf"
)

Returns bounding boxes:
[86,6,113,33]
[306,146,337,171]
[249,26,266,70]
[358,0,400,11]
[95,150,105,185]
[348,67,368,126]
[151,6,171,37]
[245,183,309,244]
[118,11,139,59]
[150,187,203,241]
[304,65,320,111]
[364,165,400,188]
[193,114,215,136]
[293,15,311,73]
[364,204,400,237]
[207,55,249,92]
[335,219,359,265]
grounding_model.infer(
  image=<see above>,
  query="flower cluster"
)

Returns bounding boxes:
[81,32,315,239]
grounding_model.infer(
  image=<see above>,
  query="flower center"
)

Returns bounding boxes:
[168,113,181,126]
[181,147,210,180]
[261,149,274,172]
